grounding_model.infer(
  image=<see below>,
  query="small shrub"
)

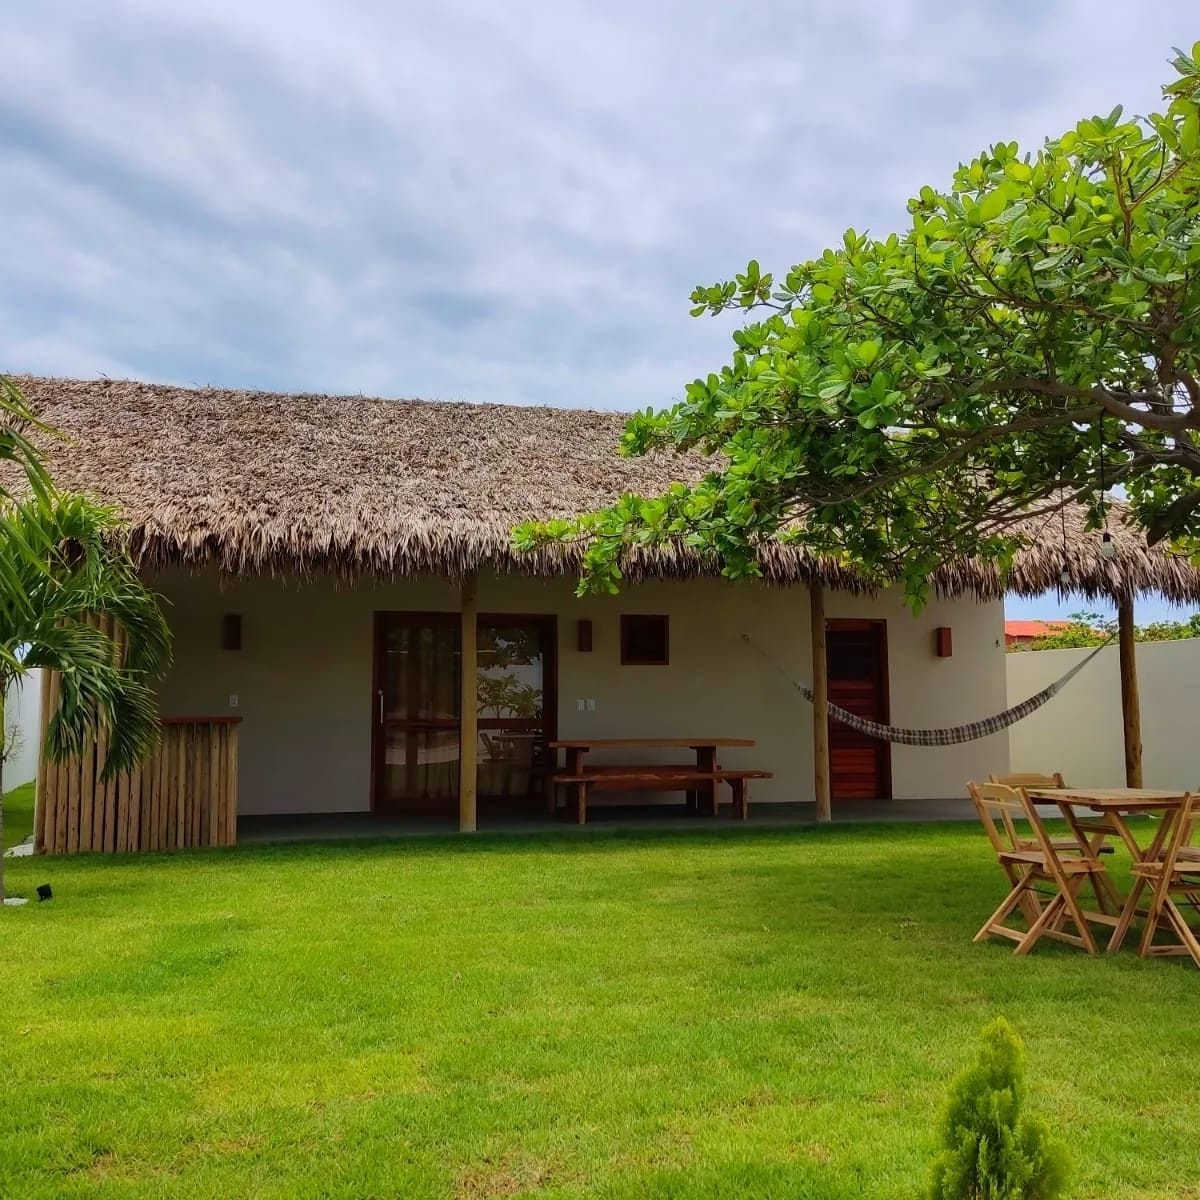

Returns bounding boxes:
[926,1019,1069,1200]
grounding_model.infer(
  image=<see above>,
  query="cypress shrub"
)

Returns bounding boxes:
[926,1019,1069,1200]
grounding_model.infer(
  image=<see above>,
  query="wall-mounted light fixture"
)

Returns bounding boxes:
[221,614,242,651]
[935,627,953,658]
[576,619,593,652]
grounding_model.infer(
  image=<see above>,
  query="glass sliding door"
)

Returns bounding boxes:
[374,614,462,816]
[476,617,556,810]
[373,613,557,817]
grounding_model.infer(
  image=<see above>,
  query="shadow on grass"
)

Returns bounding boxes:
[24,816,978,865]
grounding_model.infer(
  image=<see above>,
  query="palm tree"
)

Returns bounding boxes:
[1,380,171,902]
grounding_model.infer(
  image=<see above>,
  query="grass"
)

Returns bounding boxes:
[3,781,36,853]
[1,822,1199,1200]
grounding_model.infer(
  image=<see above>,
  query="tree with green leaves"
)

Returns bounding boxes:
[0,380,170,903]
[517,48,1200,609]
[927,1019,1068,1200]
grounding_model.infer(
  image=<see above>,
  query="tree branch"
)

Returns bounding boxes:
[988,378,1196,431]
[1146,489,1200,544]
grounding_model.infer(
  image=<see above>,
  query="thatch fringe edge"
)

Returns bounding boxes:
[123,519,1200,602]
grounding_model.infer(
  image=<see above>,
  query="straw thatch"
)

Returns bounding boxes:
[9,375,1200,601]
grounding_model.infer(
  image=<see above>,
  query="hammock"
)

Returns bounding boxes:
[740,633,1112,746]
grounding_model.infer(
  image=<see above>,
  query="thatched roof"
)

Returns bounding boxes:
[9,375,1200,601]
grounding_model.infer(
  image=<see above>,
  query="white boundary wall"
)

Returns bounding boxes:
[3,670,43,789]
[1006,639,1200,788]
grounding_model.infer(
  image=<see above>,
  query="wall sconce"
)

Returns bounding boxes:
[935,627,953,658]
[222,614,242,651]
[576,619,593,652]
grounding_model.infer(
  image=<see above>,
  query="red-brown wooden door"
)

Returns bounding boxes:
[826,620,891,800]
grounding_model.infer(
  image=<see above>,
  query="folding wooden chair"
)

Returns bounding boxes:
[989,773,1077,852]
[989,772,1066,790]
[1129,793,1200,967]
[989,771,1119,893]
[1176,797,1200,864]
[968,782,1113,955]
[971,780,1045,928]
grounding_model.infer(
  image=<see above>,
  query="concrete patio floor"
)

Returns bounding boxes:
[237,797,980,844]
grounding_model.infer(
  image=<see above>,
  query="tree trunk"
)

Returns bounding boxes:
[810,583,831,822]
[1117,596,1143,788]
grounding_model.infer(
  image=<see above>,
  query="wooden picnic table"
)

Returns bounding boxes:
[1026,786,1192,953]
[550,737,754,771]
[548,737,758,821]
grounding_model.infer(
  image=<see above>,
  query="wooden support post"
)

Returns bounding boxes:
[810,582,832,823]
[1117,595,1143,788]
[208,725,220,849]
[225,724,239,847]
[458,573,478,833]
[34,667,53,854]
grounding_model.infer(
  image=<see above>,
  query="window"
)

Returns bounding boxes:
[620,614,669,665]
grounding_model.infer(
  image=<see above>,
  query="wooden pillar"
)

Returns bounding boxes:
[458,573,478,832]
[1117,595,1143,788]
[810,582,832,822]
[34,667,53,854]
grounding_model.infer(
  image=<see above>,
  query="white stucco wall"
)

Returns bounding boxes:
[1007,639,1200,788]
[147,568,1008,815]
[3,670,43,790]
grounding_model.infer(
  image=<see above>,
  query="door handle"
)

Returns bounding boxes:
[377,689,384,724]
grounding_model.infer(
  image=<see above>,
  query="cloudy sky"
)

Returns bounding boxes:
[3,2,1196,617]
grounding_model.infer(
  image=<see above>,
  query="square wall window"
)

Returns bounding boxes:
[620,614,669,665]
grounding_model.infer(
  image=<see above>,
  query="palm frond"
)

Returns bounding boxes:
[0,492,172,775]
[0,375,55,502]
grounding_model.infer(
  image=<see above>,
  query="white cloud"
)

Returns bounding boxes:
[1,1,1195,408]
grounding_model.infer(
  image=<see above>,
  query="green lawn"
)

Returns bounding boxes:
[3,781,36,853]
[1,823,1198,1200]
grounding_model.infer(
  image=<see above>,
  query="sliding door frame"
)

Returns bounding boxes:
[370,611,559,814]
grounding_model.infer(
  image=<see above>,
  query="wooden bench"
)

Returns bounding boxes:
[581,763,706,807]
[542,763,704,814]
[553,769,773,825]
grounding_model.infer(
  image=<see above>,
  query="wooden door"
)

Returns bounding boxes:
[826,620,891,800]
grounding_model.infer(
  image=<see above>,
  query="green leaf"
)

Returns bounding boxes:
[1181,114,1199,155]
[977,190,1007,222]
[853,340,881,367]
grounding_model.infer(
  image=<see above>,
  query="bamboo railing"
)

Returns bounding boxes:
[34,711,241,855]
[33,612,242,855]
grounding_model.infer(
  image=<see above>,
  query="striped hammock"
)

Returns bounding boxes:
[741,634,1112,747]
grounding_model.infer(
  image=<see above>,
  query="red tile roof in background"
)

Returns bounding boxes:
[1004,619,1073,642]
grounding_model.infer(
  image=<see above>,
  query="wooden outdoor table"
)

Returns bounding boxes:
[1027,787,1191,953]
[548,738,755,817]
